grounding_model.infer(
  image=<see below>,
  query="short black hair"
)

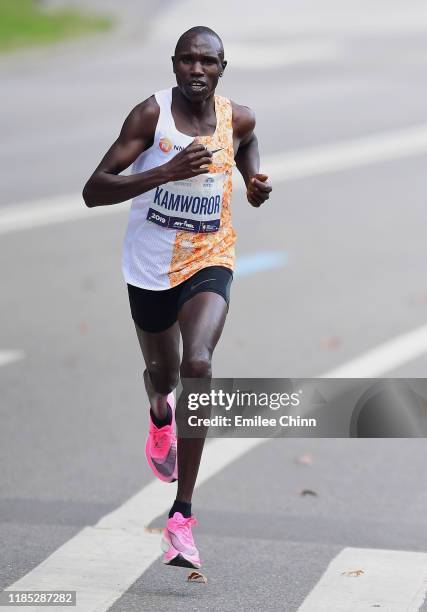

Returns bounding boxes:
[174,26,224,59]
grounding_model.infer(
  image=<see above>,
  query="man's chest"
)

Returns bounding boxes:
[172,108,216,138]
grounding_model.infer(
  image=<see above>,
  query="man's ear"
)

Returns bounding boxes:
[171,56,176,74]
[221,60,227,72]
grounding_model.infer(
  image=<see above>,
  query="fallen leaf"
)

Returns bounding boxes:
[300,489,318,496]
[144,526,163,534]
[321,336,340,350]
[407,293,427,306]
[341,569,364,577]
[187,571,208,583]
[295,453,313,465]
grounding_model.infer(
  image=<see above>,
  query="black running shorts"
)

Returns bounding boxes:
[127,266,233,333]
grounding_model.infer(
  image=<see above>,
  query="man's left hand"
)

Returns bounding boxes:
[247,173,272,207]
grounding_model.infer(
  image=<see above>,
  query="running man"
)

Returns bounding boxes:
[83,26,272,569]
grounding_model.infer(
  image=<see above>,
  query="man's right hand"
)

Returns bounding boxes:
[83,97,213,207]
[164,142,213,181]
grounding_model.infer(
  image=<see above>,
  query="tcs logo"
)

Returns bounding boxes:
[159,137,173,153]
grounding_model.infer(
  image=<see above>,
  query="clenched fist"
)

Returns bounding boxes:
[164,141,213,181]
[247,173,272,207]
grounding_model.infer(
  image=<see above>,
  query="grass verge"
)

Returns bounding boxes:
[0,0,112,53]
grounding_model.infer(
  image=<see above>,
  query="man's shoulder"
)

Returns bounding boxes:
[130,95,160,123]
[229,100,256,138]
[121,95,160,140]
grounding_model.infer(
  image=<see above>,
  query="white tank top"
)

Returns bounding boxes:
[122,88,236,290]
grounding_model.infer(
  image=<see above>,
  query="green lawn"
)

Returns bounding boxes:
[0,0,112,52]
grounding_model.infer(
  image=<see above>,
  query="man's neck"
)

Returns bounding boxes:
[173,87,215,119]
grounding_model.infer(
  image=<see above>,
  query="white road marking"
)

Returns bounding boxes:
[297,547,427,611]
[1,123,427,236]
[322,323,427,378]
[262,123,427,181]
[0,195,129,236]
[0,350,24,367]
[151,0,427,38]
[5,438,262,612]
[226,41,341,69]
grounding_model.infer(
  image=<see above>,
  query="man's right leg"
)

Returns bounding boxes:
[127,281,181,421]
[134,321,181,420]
[134,322,181,482]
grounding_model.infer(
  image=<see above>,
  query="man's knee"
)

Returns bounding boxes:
[145,363,179,394]
[180,356,212,379]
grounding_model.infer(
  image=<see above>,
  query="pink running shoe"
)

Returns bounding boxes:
[161,512,201,569]
[145,392,178,483]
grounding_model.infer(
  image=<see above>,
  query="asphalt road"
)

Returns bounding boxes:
[1,0,427,610]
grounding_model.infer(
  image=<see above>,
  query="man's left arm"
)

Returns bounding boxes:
[232,103,272,207]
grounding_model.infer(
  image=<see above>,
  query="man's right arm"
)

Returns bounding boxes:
[82,97,213,208]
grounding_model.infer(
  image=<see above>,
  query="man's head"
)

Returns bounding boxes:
[172,26,227,101]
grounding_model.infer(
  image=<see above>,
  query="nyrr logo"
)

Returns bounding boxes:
[159,137,173,153]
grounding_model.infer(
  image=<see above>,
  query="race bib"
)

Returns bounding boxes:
[147,172,225,233]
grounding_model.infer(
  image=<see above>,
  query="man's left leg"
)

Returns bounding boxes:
[162,291,229,568]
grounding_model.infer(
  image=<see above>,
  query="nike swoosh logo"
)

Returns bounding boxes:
[190,278,216,291]
[152,445,177,477]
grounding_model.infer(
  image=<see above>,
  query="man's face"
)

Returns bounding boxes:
[172,34,225,101]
